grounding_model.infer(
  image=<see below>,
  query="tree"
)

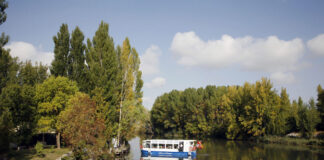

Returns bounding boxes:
[0,107,13,153]
[0,0,8,25]
[297,98,320,138]
[51,24,70,77]
[68,26,86,91]
[0,48,19,93]
[117,38,144,144]
[317,85,324,130]
[58,93,106,159]
[0,84,36,145]
[85,21,119,141]
[35,76,78,148]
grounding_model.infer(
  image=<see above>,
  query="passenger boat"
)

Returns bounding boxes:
[141,139,198,158]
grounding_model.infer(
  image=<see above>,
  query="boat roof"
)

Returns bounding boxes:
[143,139,196,142]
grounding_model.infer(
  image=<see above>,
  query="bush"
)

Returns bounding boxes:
[35,142,44,157]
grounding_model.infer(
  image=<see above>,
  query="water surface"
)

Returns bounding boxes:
[128,137,324,160]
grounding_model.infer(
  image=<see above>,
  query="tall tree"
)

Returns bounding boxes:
[85,21,119,142]
[51,24,70,77]
[85,21,118,100]
[316,85,324,130]
[117,38,145,144]
[0,0,18,93]
[35,76,78,148]
[0,0,8,25]
[0,0,17,153]
[68,26,86,91]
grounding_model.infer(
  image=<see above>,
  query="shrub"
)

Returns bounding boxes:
[35,142,44,157]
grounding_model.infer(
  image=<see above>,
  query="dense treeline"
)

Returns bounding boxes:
[0,1,147,158]
[151,78,323,139]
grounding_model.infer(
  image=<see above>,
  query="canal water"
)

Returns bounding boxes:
[127,137,324,160]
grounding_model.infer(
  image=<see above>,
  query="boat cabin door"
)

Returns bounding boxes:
[145,141,151,154]
[179,141,184,152]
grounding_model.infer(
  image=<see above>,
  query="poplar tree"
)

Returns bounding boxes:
[69,26,86,91]
[51,24,70,77]
[85,21,119,139]
[0,0,8,25]
[117,38,144,144]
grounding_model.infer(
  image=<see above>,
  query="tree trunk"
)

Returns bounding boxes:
[56,132,61,149]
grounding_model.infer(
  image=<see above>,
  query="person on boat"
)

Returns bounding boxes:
[196,140,203,149]
[179,143,184,152]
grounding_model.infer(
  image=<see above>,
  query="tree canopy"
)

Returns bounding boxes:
[151,78,321,139]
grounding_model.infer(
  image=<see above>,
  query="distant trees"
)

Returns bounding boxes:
[151,78,322,139]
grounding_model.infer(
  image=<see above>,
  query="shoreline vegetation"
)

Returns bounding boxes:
[151,78,324,145]
[254,135,324,147]
[5,147,70,160]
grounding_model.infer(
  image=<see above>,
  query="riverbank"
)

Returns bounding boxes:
[254,136,324,146]
[3,147,70,160]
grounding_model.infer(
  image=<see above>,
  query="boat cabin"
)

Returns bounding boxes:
[141,139,197,158]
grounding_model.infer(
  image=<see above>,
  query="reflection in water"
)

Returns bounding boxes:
[126,137,324,160]
[197,139,324,160]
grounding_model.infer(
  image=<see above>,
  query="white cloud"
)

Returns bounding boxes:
[270,72,295,84]
[4,41,53,65]
[142,96,154,109]
[145,77,166,88]
[140,45,161,75]
[171,32,305,73]
[307,34,324,56]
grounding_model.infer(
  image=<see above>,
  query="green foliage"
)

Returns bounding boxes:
[69,26,87,91]
[0,48,19,93]
[36,76,78,148]
[0,84,37,145]
[85,21,120,141]
[51,24,70,77]
[297,98,321,138]
[151,78,321,139]
[0,0,8,25]
[317,85,324,130]
[35,141,44,157]
[0,107,13,153]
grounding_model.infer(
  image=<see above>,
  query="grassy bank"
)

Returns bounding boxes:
[255,136,324,146]
[6,147,70,160]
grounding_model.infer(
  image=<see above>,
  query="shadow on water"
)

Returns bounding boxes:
[121,137,324,160]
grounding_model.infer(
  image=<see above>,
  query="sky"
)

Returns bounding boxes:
[2,0,324,109]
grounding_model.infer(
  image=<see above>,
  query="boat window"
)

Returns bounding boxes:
[159,144,165,149]
[166,144,173,149]
[174,144,179,149]
[152,143,158,149]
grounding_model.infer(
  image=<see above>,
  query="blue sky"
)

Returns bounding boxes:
[2,0,324,109]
